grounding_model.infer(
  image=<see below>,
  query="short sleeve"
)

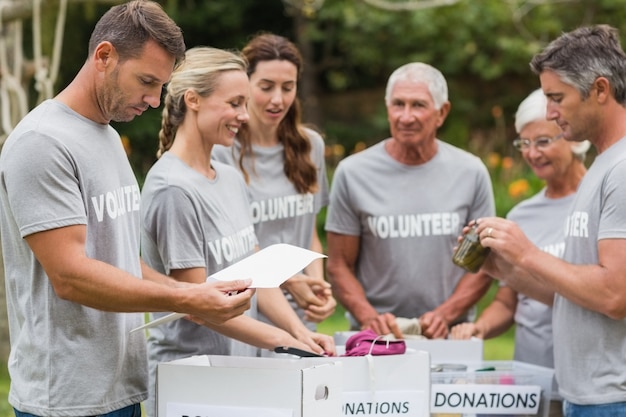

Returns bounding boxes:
[2,131,86,238]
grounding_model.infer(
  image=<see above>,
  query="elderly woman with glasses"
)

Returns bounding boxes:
[451,88,589,417]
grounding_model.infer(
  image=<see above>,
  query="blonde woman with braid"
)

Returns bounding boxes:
[213,33,336,332]
[140,46,335,417]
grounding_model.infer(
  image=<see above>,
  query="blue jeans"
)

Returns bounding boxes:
[564,400,626,417]
[14,403,142,417]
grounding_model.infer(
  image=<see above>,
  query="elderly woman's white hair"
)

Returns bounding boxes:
[515,89,590,161]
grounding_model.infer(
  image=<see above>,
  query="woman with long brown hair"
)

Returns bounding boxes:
[213,33,336,331]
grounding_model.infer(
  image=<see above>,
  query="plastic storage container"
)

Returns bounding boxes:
[430,360,554,417]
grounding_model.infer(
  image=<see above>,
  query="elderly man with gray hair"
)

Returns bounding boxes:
[325,62,495,339]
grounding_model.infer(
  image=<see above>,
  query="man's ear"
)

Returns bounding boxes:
[436,101,451,128]
[593,77,611,104]
[93,41,117,72]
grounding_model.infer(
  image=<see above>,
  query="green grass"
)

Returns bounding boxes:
[0,281,513,417]
[0,363,10,417]
[474,280,516,360]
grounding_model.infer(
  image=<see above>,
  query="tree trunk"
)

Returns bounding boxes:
[293,13,323,128]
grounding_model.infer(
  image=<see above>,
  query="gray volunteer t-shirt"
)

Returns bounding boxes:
[213,128,329,328]
[554,137,626,404]
[141,152,258,358]
[325,139,495,324]
[0,100,146,416]
[141,153,259,417]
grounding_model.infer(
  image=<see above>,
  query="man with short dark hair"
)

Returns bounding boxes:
[476,25,626,416]
[0,2,253,416]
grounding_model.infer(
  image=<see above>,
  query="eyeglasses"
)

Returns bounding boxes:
[512,134,563,151]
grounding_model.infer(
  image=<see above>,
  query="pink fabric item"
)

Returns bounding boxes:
[343,329,406,356]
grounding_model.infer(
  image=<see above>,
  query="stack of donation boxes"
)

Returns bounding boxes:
[336,332,554,417]
[155,334,553,417]
[156,347,432,417]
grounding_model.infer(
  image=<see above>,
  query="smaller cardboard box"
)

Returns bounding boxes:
[334,331,484,363]
[430,360,554,417]
[156,355,343,417]
[314,349,431,417]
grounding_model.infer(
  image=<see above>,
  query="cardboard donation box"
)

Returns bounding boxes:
[334,331,484,363]
[430,360,554,417]
[156,355,343,417]
[315,349,431,417]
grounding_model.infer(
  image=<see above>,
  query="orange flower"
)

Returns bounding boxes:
[486,152,501,169]
[508,179,530,199]
[120,135,132,156]
[352,141,367,153]
[491,105,503,119]
[501,156,514,170]
[332,143,345,158]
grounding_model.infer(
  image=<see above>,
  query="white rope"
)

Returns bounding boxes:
[49,0,68,90]
[0,1,28,142]
[33,0,68,103]
[0,0,68,142]
[32,0,47,100]
[361,0,459,11]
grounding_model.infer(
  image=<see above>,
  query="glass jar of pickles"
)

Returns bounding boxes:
[452,223,489,273]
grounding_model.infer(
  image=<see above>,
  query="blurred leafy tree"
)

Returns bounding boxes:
[12,0,626,179]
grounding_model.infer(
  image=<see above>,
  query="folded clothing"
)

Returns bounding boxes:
[395,317,425,340]
[343,329,407,356]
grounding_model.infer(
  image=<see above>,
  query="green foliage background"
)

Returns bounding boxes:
[34,0,626,183]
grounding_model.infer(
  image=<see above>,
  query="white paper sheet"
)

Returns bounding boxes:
[130,244,326,333]
[209,243,326,287]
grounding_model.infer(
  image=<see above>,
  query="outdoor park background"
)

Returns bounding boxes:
[2,0,626,414]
